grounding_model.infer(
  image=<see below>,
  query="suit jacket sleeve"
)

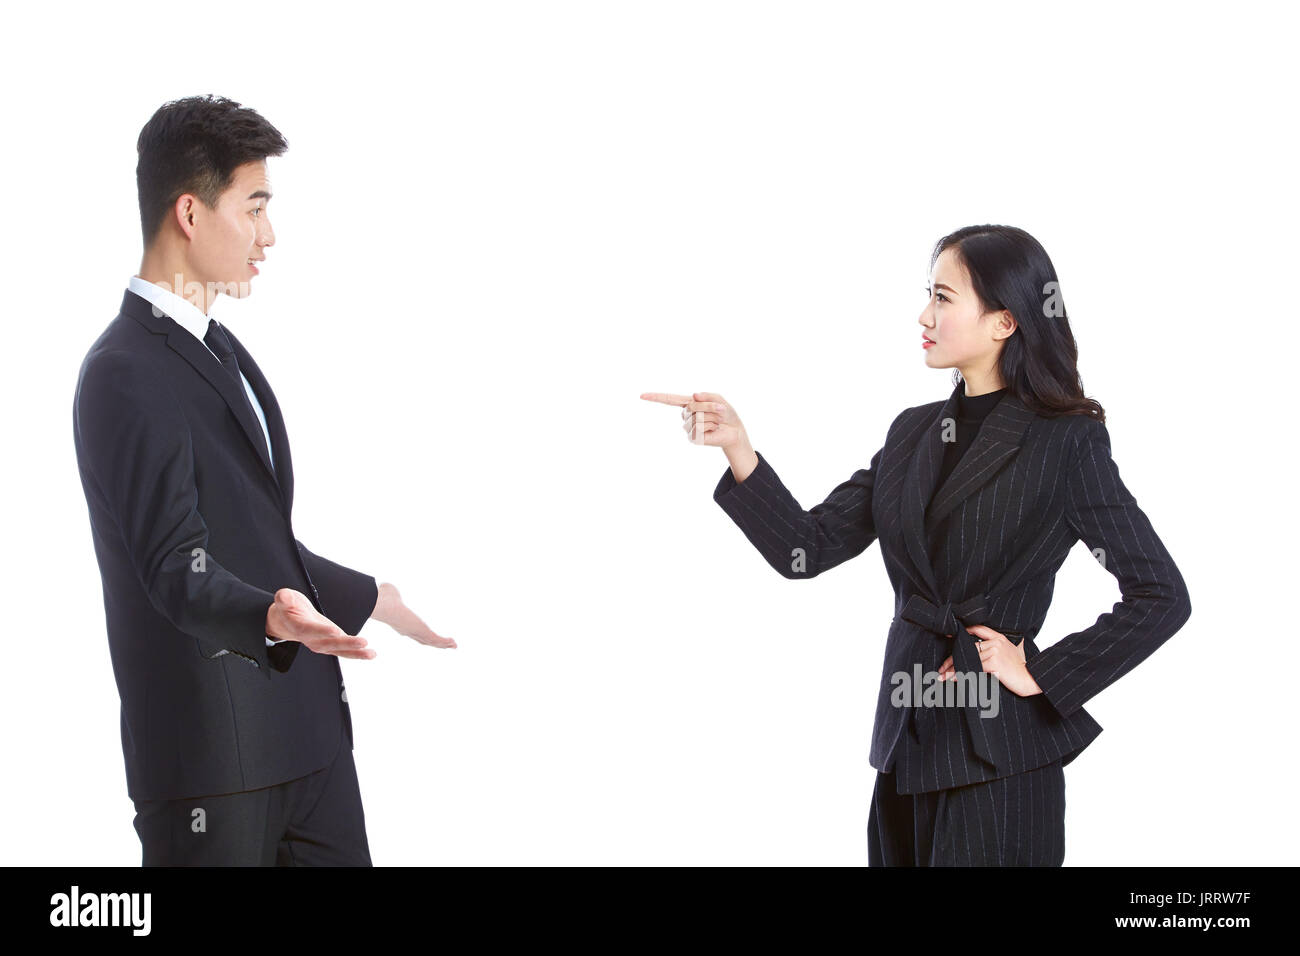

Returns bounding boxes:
[75,350,282,672]
[1025,419,1192,717]
[713,446,884,579]
[294,540,378,637]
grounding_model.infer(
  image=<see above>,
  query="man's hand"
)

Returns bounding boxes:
[265,588,376,659]
[371,582,457,648]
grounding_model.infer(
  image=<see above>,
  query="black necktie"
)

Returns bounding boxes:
[204,319,271,465]
[203,318,244,385]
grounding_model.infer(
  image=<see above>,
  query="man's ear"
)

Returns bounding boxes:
[174,194,199,240]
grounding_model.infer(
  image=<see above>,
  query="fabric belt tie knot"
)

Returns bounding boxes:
[900,593,990,636]
[899,592,1005,767]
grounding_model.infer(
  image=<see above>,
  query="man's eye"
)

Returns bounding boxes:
[252,207,261,217]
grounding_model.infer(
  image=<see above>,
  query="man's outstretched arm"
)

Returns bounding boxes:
[295,541,456,649]
[371,581,456,648]
[75,350,373,671]
[294,540,379,638]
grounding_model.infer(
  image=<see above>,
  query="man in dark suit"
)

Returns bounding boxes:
[72,94,455,865]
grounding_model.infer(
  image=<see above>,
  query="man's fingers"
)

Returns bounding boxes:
[414,633,457,649]
[311,634,374,658]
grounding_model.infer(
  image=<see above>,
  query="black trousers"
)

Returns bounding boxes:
[868,758,1066,866]
[131,735,371,866]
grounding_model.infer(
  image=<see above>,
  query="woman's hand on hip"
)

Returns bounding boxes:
[937,624,1043,697]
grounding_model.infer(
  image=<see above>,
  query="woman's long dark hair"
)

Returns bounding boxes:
[931,225,1104,422]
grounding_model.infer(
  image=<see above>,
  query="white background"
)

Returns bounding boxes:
[2,0,1294,866]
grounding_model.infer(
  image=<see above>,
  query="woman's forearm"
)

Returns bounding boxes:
[723,430,758,483]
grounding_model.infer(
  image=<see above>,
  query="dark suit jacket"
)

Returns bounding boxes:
[73,289,378,801]
[713,381,1191,794]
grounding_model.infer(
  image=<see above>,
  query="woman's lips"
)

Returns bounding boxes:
[922,336,935,349]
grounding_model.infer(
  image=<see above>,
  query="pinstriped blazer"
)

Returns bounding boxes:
[712,380,1191,794]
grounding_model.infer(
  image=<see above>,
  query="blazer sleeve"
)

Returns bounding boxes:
[74,350,283,674]
[294,540,378,637]
[1024,419,1192,717]
[713,446,884,579]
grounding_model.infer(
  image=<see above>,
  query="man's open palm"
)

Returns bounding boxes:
[266,587,376,660]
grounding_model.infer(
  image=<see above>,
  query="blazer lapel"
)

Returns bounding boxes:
[899,382,1038,597]
[123,290,282,502]
[221,325,295,516]
[926,390,1038,529]
[900,384,960,598]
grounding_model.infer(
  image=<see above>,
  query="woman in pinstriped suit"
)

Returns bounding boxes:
[642,224,1191,866]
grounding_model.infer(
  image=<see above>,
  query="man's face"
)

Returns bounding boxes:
[186,159,275,301]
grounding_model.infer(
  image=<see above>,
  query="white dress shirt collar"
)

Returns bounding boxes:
[125,273,275,473]
[128,274,219,357]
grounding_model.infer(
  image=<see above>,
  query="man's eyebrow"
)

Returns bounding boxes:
[247,190,273,201]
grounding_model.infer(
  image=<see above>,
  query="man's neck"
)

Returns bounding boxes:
[138,253,214,315]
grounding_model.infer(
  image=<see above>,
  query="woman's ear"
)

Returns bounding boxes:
[993,309,1017,341]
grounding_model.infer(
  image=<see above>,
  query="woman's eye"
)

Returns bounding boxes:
[937,293,948,302]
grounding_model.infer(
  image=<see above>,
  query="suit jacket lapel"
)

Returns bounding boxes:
[222,325,294,515]
[900,384,960,598]
[927,391,1038,528]
[900,382,1038,597]
[122,290,284,508]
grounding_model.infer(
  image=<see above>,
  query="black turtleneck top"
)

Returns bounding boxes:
[907,384,1009,753]
[930,386,1008,503]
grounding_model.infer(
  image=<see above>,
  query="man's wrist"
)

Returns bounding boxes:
[371,582,399,625]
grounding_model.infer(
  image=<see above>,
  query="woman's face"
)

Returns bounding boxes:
[919,246,1015,380]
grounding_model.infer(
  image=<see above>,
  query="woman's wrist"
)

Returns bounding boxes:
[723,431,758,483]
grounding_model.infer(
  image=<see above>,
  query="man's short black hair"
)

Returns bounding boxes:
[135,94,288,248]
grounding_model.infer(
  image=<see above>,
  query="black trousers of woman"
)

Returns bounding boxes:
[868,758,1066,866]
